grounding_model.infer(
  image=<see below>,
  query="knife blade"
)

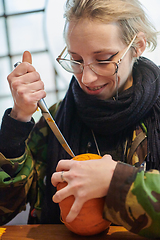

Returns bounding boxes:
[38,99,75,158]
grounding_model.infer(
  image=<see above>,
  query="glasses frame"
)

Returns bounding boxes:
[56,34,137,77]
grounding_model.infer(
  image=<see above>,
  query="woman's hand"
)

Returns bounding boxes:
[7,51,46,122]
[51,154,117,223]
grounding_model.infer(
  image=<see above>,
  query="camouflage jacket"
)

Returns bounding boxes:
[0,104,160,238]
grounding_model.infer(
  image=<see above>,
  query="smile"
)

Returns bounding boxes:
[87,85,104,91]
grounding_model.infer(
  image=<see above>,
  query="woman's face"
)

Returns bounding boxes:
[65,19,135,100]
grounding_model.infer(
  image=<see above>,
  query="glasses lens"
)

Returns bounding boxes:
[91,62,117,76]
[58,59,82,74]
[58,58,117,76]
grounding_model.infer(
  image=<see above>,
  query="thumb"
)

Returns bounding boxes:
[22,51,32,64]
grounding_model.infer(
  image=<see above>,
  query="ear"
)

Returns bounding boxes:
[134,32,146,57]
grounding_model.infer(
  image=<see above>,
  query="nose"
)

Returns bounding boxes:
[81,65,98,86]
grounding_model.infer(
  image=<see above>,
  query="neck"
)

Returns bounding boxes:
[119,75,133,94]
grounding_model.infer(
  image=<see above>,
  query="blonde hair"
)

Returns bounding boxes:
[64,0,158,51]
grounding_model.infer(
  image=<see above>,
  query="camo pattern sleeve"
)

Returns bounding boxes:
[0,109,35,225]
[103,162,160,238]
[0,102,61,225]
[0,145,35,225]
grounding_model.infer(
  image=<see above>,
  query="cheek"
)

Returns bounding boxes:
[117,61,132,82]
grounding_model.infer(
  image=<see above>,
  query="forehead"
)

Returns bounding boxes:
[64,19,124,53]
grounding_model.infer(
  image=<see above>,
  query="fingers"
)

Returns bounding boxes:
[51,160,88,223]
[8,63,36,81]
[51,171,64,187]
[51,166,70,187]
[8,50,42,92]
[8,70,45,104]
[51,159,73,187]
[9,71,40,89]
[56,159,73,172]
[53,180,84,223]
[7,51,46,121]
[53,184,71,203]
[13,50,33,77]
[13,51,34,76]
[65,199,84,222]
[52,156,117,224]
[22,51,32,64]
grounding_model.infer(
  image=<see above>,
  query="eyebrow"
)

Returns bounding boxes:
[93,49,113,54]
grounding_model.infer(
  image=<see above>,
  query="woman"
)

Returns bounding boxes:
[0,0,160,238]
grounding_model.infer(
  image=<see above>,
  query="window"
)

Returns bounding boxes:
[140,0,160,63]
[0,0,71,122]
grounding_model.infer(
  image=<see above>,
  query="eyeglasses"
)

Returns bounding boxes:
[56,35,137,77]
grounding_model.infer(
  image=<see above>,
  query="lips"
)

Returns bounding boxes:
[86,83,108,92]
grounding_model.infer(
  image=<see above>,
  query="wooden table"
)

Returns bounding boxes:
[1,224,152,240]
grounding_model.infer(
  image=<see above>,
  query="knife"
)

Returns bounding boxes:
[38,99,75,158]
[14,62,75,158]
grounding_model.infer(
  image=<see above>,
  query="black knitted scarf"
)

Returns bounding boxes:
[41,57,160,223]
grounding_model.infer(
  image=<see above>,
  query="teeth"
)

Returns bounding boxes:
[88,86,103,91]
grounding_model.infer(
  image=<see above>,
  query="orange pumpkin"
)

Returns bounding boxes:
[57,153,111,236]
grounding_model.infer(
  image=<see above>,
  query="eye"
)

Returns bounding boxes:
[71,58,83,64]
[70,55,83,63]
[97,52,119,62]
[74,59,83,63]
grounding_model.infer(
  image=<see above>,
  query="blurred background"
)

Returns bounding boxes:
[0,0,159,225]
[0,0,72,122]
